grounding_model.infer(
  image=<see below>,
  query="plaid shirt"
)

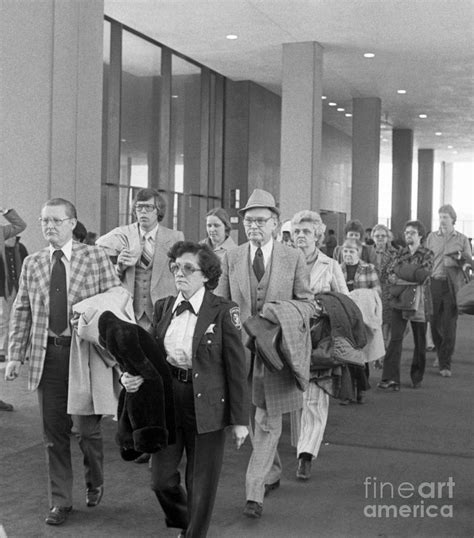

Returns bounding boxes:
[8,242,120,390]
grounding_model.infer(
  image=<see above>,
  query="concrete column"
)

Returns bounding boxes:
[440,161,454,206]
[417,149,434,231]
[351,97,381,227]
[391,129,413,237]
[0,0,104,251]
[280,42,323,220]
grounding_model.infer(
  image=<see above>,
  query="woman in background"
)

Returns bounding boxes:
[200,208,237,260]
[291,210,348,481]
[371,224,399,348]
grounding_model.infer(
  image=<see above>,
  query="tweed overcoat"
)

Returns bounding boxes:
[8,242,120,390]
[215,241,313,415]
[97,222,184,304]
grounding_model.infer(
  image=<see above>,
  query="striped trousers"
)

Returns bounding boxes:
[296,382,329,458]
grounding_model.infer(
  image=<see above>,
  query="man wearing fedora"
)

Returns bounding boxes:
[216,188,312,519]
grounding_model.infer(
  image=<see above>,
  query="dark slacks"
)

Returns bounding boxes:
[37,343,103,507]
[150,377,225,538]
[430,279,458,370]
[382,308,426,385]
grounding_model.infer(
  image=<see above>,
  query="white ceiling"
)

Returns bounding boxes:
[105,0,474,163]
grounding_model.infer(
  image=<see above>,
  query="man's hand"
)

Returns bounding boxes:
[5,360,22,381]
[117,249,137,268]
[232,425,249,449]
[121,372,145,393]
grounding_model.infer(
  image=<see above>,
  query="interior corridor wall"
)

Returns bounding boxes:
[0,0,104,252]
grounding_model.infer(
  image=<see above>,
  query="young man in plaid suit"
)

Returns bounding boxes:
[215,189,313,519]
[5,198,120,526]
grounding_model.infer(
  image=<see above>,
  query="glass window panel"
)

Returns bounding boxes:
[170,56,202,237]
[121,31,162,189]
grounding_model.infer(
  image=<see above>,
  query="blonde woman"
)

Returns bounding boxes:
[291,210,348,481]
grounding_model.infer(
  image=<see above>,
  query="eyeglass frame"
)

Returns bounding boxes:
[242,216,275,228]
[169,261,203,277]
[38,217,73,226]
[135,203,158,213]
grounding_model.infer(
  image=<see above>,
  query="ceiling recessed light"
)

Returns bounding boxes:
[435,132,442,136]
[382,138,388,142]
[328,102,337,107]
[447,145,453,149]
[172,95,178,99]
[397,90,407,94]
[453,150,458,154]
[321,95,327,100]
[337,107,345,112]
[345,113,352,117]
[364,52,375,58]
[418,114,427,119]
[226,34,238,40]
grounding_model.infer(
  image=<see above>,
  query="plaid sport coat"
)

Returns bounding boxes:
[8,241,120,390]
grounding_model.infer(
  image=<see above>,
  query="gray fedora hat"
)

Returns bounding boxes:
[238,188,280,217]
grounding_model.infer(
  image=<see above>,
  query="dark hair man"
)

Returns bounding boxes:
[97,188,184,332]
[425,204,472,377]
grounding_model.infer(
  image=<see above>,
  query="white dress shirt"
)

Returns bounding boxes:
[164,287,206,370]
[249,238,274,269]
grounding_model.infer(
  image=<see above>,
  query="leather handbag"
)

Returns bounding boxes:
[309,316,343,370]
[389,284,418,311]
[456,279,474,315]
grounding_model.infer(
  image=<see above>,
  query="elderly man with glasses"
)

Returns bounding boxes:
[216,189,313,519]
[5,198,120,525]
[97,188,184,333]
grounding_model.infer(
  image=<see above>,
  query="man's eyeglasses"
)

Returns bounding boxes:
[169,261,202,277]
[135,204,157,213]
[39,217,72,226]
[243,216,274,227]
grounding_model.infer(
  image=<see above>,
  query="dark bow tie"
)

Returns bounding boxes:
[175,300,195,316]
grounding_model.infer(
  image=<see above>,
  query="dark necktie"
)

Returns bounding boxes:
[49,250,68,335]
[175,300,195,316]
[253,247,265,282]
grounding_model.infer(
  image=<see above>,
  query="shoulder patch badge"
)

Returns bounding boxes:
[229,306,242,330]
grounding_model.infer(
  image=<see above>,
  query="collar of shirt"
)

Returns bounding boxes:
[172,286,206,316]
[49,239,73,262]
[249,238,273,268]
[436,228,457,238]
[139,223,159,242]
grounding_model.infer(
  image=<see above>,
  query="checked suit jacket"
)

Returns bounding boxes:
[8,241,120,391]
[215,241,313,415]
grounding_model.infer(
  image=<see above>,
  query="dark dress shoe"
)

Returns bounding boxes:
[264,479,280,497]
[86,485,104,507]
[296,458,312,480]
[0,400,13,411]
[45,506,72,525]
[243,500,263,518]
[377,380,400,391]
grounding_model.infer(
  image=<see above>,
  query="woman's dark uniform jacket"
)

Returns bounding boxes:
[153,289,249,433]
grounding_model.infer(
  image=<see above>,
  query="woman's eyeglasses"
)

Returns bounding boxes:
[169,262,202,276]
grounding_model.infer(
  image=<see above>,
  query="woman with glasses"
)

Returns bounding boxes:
[200,207,237,260]
[371,224,399,348]
[121,241,249,538]
[290,210,348,481]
